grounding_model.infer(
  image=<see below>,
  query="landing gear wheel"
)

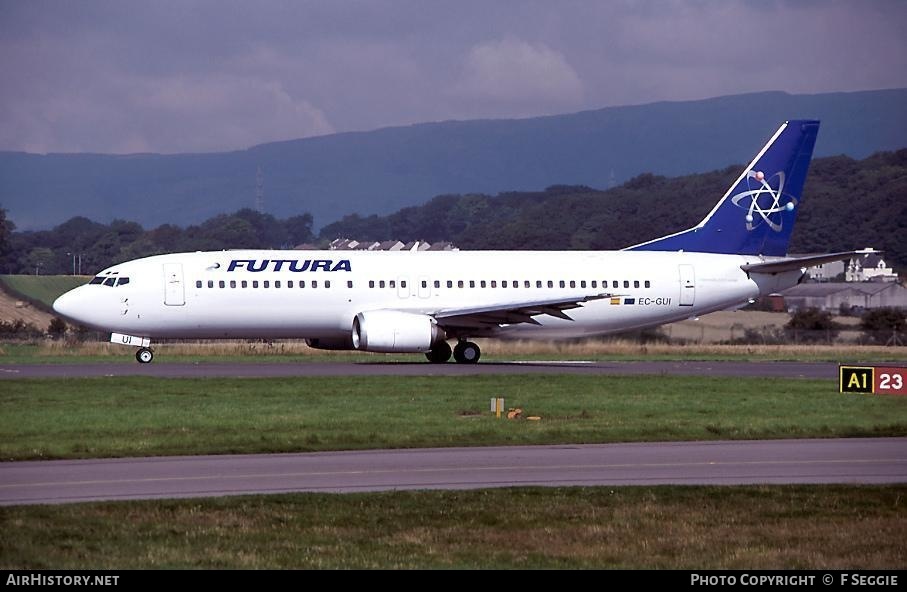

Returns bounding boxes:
[135,347,154,364]
[425,341,452,363]
[453,341,480,364]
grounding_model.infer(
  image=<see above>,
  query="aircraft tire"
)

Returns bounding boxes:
[135,348,154,364]
[425,340,452,363]
[453,341,480,364]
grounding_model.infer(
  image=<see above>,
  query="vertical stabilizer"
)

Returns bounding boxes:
[627,120,819,256]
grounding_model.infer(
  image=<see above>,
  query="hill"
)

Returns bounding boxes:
[1,89,906,230]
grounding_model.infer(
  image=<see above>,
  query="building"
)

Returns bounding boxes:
[782,282,907,313]
[846,252,898,282]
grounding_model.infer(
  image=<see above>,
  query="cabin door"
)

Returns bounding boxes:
[163,263,185,306]
[678,264,695,307]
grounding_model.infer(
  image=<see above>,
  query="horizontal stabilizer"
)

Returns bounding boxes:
[741,251,878,274]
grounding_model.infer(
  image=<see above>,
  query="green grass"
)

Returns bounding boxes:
[0,275,87,309]
[2,375,905,460]
[2,341,907,364]
[2,486,904,569]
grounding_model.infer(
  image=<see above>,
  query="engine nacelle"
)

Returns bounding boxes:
[305,336,354,351]
[352,310,444,353]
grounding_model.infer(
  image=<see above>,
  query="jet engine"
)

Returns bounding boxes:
[352,310,444,353]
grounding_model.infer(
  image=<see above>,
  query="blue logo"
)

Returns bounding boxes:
[729,170,796,232]
[227,259,352,272]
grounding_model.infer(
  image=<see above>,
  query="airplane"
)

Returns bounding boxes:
[52,120,865,364]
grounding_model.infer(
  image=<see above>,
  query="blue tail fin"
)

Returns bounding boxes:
[627,120,820,256]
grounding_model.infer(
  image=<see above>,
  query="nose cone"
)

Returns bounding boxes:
[53,288,88,324]
[53,290,76,318]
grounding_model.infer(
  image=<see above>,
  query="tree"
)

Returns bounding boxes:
[26,247,53,275]
[284,213,315,246]
[785,308,841,343]
[48,317,67,340]
[860,308,906,346]
[0,206,12,257]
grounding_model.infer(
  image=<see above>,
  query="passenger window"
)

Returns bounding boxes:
[434,280,440,288]
[230,280,236,288]
[242,281,248,288]
[570,280,576,288]
[400,281,406,288]
[580,280,586,288]
[347,281,353,288]
[634,280,640,288]
[207,280,214,288]
[547,281,553,288]
[288,281,294,288]
[389,280,396,288]
[195,280,202,288]
[263,281,270,288]
[369,280,375,288]
[447,280,453,288]
[645,280,651,288]
[275,281,281,288]
[480,280,486,288]
[524,281,531,288]
[502,281,508,288]
[253,281,259,288]
[379,281,385,288]
[312,281,318,288]
[559,281,566,288]
[219,280,225,288]
[325,281,331,288]
[299,281,305,288]
[421,280,427,288]
[623,281,630,288]
[458,280,464,288]
[491,281,497,288]
[469,280,475,288]
[536,281,542,288]
[612,281,618,289]
[591,281,597,288]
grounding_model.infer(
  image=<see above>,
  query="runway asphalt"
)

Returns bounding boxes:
[0,359,842,379]
[1,438,904,506]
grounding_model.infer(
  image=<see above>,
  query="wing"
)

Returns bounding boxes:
[431,293,611,331]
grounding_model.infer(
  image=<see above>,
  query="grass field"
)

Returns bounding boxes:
[2,486,904,569]
[2,340,907,364]
[0,275,87,310]
[2,375,905,460]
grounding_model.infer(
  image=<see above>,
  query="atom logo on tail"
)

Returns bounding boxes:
[729,170,796,232]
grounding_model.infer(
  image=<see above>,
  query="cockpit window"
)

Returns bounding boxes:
[92,276,131,287]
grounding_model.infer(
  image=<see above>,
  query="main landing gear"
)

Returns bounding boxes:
[454,340,480,364]
[135,347,154,364]
[424,340,481,364]
[425,340,452,363]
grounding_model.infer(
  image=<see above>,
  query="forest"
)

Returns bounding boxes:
[1,149,904,276]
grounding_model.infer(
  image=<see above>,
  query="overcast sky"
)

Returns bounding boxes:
[2,0,905,154]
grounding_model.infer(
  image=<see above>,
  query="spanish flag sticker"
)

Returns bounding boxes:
[610,297,621,305]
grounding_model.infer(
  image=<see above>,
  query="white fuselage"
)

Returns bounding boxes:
[53,249,801,342]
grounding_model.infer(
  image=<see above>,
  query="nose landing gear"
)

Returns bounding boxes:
[135,347,154,364]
